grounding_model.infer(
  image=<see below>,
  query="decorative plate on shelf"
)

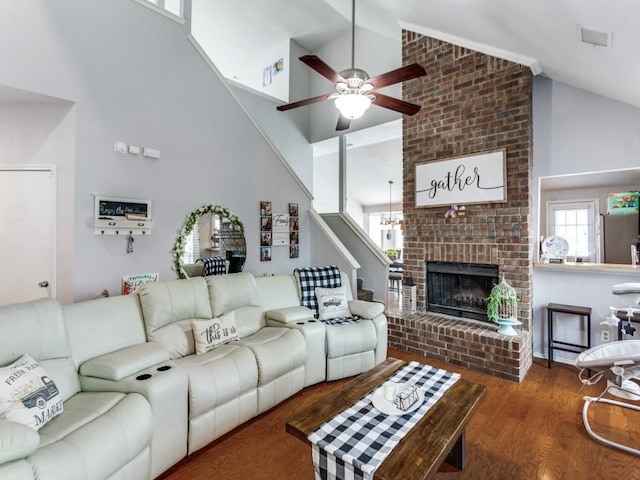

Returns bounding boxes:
[542,236,569,259]
[371,384,425,415]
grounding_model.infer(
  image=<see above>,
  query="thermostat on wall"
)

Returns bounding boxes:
[114,141,127,155]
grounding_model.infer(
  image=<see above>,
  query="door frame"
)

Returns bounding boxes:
[0,165,58,300]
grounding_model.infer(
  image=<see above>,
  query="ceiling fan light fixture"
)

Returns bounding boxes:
[335,93,371,120]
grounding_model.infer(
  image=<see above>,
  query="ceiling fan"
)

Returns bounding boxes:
[276,0,427,131]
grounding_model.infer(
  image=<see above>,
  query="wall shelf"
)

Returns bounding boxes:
[94,195,153,235]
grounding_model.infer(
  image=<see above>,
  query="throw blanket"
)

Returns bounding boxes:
[294,266,342,318]
[196,256,226,276]
[321,316,362,326]
[309,361,460,480]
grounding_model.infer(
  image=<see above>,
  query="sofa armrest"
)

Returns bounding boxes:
[348,300,385,319]
[0,419,39,464]
[79,342,170,381]
[265,306,314,324]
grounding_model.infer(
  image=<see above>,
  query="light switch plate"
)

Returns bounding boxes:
[143,147,160,159]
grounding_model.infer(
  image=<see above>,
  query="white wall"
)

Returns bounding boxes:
[231,84,313,189]
[533,76,640,362]
[0,0,312,301]
[0,101,76,304]
[313,152,340,213]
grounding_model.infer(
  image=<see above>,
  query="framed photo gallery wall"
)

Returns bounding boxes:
[260,201,299,261]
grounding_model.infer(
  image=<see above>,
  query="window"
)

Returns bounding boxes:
[546,199,599,261]
[134,0,184,21]
[181,222,200,265]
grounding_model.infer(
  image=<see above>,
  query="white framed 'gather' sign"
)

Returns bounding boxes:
[415,149,507,208]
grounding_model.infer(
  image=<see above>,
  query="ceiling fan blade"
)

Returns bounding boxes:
[372,93,421,116]
[366,63,426,89]
[336,115,351,131]
[300,55,346,84]
[276,93,333,112]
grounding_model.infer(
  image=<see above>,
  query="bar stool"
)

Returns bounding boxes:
[547,303,592,368]
[388,272,402,293]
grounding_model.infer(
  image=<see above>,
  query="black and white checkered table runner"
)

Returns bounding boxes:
[309,361,461,480]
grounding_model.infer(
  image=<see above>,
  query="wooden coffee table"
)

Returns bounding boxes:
[286,357,486,480]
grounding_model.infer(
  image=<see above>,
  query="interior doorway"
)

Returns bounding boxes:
[0,167,56,305]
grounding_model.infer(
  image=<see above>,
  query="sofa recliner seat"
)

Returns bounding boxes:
[64,293,189,479]
[292,269,388,381]
[206,273,306,414]
[138,274,306,453]
[0,298,153,480]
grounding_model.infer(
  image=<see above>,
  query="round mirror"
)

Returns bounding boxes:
[172,204,246,279]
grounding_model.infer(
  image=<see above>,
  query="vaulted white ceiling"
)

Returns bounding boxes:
[204,0,640,209]
[209,0,640,110]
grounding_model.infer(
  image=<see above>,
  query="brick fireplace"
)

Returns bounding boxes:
[387,32,534,382]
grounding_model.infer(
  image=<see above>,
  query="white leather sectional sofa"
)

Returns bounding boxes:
[0,271,387,480]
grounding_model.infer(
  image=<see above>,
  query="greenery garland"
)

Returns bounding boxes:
[172,204,244,279]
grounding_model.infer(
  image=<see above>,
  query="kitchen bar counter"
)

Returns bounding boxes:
[534,261,640,275]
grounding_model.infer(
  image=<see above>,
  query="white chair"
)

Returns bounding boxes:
[576,340,640,456]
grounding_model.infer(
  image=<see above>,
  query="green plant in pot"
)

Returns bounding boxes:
[486,276,520,336]
[385,249,398,260]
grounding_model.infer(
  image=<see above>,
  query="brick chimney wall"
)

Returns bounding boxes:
[387,32,534,382]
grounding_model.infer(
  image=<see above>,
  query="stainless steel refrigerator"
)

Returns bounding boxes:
[601,214,640,264]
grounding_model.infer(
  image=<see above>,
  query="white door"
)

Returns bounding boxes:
[0,168,56,305]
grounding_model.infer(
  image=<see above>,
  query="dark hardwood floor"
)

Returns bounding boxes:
[158,348,640,480]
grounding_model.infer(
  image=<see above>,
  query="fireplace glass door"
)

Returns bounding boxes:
[425,261,499,321]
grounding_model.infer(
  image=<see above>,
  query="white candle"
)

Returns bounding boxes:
[383,381,397,401]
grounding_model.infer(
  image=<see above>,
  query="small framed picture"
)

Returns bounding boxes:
[260,246,272,262]
[289,203,298,216]
[289,217,298,231]
[260,216,272,231]
[290,230,299,245]
[290,245,299,259]
[260,201,272,216]
[260,231,272,246]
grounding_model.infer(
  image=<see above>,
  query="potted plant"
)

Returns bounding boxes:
[486,277,520,336]
[385,249,398,260]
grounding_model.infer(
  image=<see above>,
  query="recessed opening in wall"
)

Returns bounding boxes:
[425,261,499,321]
[539,167,640,265]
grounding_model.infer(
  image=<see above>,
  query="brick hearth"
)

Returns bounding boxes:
[393,32,534,381]
[387,313,532,382]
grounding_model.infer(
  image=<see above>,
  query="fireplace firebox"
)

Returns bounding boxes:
[425,261,499,321]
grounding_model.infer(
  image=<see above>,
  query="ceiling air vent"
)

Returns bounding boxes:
[578,26,612,48]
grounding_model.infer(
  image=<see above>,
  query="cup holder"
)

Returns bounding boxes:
[156,365,172,372]
[136,373,152,381]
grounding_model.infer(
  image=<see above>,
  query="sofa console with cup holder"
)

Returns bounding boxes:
[0,268,387,480]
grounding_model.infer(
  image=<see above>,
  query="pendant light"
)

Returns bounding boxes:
[380,180,401,233]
